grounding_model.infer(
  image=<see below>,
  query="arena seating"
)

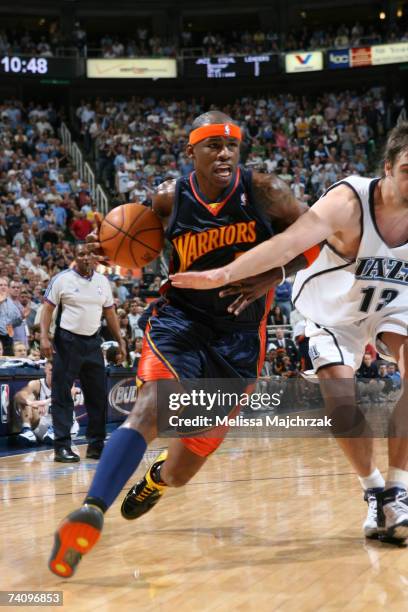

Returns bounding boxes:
[1,21,408,58]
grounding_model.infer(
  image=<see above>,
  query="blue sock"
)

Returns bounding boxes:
[85,428,147,512]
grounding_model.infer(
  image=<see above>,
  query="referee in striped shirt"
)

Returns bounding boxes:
[40,244,125,463]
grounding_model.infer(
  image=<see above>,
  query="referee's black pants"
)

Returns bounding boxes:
[0,333,14,356]
[52,328,106,450]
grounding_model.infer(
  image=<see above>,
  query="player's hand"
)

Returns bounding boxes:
[40,336,53,359]
[27,399,50,416]
[117,339,127,363]
[85,212,111,265]
[70,385,81,400]
[219,268,284,316]
[169,267,231,290]
[22,305,31,319]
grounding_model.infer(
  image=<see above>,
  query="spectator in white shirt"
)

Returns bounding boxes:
[7,174,22,196]
[116,163,130,200]
[36,119,53,134]
[112,40,125,56]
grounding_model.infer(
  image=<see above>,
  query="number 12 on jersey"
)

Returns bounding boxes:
[359,286,399,313]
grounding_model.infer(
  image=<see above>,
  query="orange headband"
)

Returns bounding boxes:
[189,123,242,146]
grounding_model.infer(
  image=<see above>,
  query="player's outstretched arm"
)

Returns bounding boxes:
[170,185,358,289]
[218,174,315,315]
[219,255,315,316]
[219,268,284,316]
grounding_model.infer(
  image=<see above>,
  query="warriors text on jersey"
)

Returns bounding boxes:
[164,166,273,329]
[292,175,408,327]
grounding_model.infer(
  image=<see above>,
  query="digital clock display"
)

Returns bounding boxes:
[0,56,83,78]
[1,56,48,74]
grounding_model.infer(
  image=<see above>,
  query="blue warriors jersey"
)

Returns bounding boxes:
[164,166,273,330]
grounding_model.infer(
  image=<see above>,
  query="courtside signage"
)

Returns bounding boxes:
[350,47,372,67]
[285,52,323,73]
[372,42,408,65]
[87,58,177,78]
[328,48,350,69]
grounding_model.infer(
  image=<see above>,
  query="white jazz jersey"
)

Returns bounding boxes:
[292,175,408,327]
[39,378,51,402]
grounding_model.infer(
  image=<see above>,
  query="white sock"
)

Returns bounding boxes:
[385,466,408,491]
[358,468,385,491]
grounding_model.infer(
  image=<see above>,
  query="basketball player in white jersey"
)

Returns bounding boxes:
[16,362,79,445]
[171,122,408,541]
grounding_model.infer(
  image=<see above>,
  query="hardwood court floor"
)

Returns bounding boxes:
[1,437,408,611]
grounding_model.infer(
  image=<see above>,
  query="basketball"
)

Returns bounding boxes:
[99,203,164,268]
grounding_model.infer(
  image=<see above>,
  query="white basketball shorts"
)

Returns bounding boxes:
[306,310,408,372]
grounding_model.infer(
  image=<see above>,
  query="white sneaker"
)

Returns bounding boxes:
[18,427,38,446]
[42,426,55,446]
[363,488,383,538]
[378,487,408,540]
[70,419,80,439]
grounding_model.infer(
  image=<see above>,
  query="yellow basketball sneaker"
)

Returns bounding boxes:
[121,450,168,520]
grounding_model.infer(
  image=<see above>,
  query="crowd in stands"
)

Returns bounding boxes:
[2,19,408,59]
[193,21,408,55]
[0,28,58,57]
[77,87,400,207]
[98,31,176,59]
[356,352,401,402]
[0,25,176,59]
[0,100,161,367]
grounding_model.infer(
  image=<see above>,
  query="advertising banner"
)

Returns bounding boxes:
[107,372,137,422]
[285,51,323,73]
[327,48,350,69]
[350,47,372,67]
[87,58,177,79]
[372,42,408,65]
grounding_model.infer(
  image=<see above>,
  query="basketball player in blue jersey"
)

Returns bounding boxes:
[49,111,321,577]
[172,122,408,544]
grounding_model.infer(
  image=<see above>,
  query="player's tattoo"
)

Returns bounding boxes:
[152,180,176,226]
[252,172,308,232]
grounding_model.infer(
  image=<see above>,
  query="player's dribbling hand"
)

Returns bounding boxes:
[169,268,231,290]
[219,268,283,316]
[85,212,111,265]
